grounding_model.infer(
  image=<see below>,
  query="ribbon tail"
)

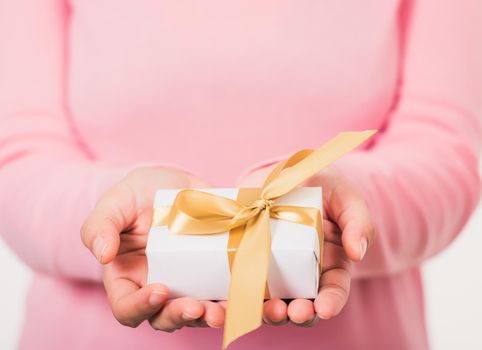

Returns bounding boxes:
[223,209,272,349]
[262,130,376,199]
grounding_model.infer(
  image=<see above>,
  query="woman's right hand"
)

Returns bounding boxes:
[81,167,226,332]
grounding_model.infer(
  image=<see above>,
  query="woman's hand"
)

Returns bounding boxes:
[81,167,226,332]
[239,165,375,327]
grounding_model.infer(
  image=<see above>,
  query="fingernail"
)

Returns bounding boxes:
[149,291,167,306]
[359,238,368,260]
[93,236,108,263]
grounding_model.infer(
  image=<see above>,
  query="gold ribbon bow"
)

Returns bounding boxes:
[151,130,376,348]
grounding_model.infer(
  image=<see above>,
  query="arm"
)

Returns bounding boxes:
[0,0,189,282]
[238,0,482,279]
[332,0,482,278]
[0,0,132,281]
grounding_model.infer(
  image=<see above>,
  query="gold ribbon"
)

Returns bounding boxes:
[151,130,376,348]
[227,188,272,299]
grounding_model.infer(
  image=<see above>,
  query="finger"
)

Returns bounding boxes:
[327,181,375,261]
[81,182,136,264]
[149,297,204,333]
[199,301,224,328]
[287,299,316,326]
[104,273,169,328]
[263,298,288,325]
[184,301,225,328]
[314,268,351,320]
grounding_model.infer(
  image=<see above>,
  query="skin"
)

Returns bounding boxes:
[81,165,375,332]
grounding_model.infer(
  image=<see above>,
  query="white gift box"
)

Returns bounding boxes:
[146,187,322,300]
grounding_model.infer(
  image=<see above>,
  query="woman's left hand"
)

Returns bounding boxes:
[238,165,376,327]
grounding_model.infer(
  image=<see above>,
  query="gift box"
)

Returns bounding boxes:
[146,186,322,300]
[144,131,376,349]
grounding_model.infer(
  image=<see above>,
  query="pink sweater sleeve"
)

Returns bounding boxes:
[333,0,482,278]
[0,0,137,282]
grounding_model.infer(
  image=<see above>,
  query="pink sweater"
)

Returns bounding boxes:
[1,1,481,349]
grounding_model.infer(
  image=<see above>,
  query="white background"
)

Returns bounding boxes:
[0,174,481,349]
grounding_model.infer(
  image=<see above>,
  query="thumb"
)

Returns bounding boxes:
[324,177,376,262]
[81,183,136,264]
